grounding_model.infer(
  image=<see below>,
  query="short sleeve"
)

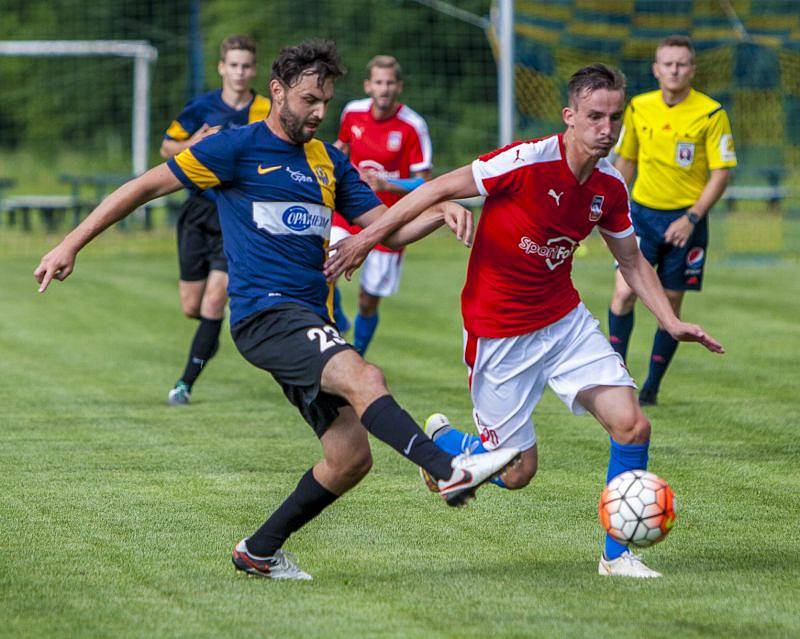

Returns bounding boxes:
[334,154,381,222]
[614,103,638,161]
[406,119,433,174]
[164,100,202,141]
[471,141,528,197]
[338,112,352,145]
[705,109,737,169]
[598,188,634,238]
[167,128,236,191]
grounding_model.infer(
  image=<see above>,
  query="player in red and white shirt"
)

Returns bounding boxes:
[331,55,432,355]
[325,64,724,579]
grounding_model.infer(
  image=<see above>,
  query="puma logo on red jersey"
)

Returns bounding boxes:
[548,189,563,206]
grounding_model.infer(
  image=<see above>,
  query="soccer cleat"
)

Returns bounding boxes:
[231,539,312,580]
[638,388,658,407]
[437,447,520,507]
[419,413,453,493]
[424,412,453,441]
[167,381,191,406]
[598,550,662,578]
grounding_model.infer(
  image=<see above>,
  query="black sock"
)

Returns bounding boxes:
[608,308,634,362]
[360,395,454,481]
[642,328,679,395]
[180,316,222,389]
[246,468,338,557]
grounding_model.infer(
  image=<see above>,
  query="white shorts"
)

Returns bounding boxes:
[330,225,404,297]
[464,303,636,453]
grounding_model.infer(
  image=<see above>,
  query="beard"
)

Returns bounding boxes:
[279,103,318,145]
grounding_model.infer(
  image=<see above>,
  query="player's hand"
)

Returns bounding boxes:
[362,172,387,192]
[324,234,373,282]
[34,242,78,293]
[666,320,725,354]
[664,216,695,247]
[440,201,474,247]
[189,123,222,145]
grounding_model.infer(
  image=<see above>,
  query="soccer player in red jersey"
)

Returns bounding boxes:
[325,64,724,579]
[331,55,432,354]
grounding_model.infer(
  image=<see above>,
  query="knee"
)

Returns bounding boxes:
[612,412,651,445]
[358,291,379,316]
[611,286,636,313]
[181,303,200,319]
[333,450,373,484]
[502,453,538,489]
[355,363,387,395]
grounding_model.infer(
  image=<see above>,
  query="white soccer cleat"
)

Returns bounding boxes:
[598,550,662,578]
[437,447,520,507]
[231,539,313,580]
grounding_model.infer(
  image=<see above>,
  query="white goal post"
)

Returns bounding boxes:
[0,40,158,176]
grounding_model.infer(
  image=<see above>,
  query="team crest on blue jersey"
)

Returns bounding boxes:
[589,194,604,221]
[315,166,330,186]
[387,131,402,151]
[676,142,695,168]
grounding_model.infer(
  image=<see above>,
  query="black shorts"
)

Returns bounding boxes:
[231,303,354,437]
[176,194,228,281]
[631,201,708,291]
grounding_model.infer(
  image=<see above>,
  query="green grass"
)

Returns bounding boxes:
[1,229,798,638]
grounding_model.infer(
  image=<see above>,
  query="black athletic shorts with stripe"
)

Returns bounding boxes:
[231,303,354,437]
[176,194,228,281]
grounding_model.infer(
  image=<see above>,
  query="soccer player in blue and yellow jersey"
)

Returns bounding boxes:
[160,35,271,406]
[34,39,519,580]
[609,35,736,406]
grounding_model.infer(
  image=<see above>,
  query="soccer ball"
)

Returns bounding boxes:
[599,469,676,548]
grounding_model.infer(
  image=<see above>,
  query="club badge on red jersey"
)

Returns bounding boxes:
[387,131,402,151]
[589,194,604,221]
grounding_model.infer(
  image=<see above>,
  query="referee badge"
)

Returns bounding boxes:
[676,142,695,168]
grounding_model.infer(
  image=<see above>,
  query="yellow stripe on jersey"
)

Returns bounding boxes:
[303,139,337,210]
[615,88,737,210]
[173,149,222,190]
[248,94,272,123]
[165,120,191,141]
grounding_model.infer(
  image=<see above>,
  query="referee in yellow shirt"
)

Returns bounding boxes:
[609,35,737,406]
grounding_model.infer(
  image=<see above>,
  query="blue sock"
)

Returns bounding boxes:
[333,287,350,333]
[642,328,679,396]
[354,313,379,355]
[608,309,634,362]
[433,427,507,488]
[604,438,650,559]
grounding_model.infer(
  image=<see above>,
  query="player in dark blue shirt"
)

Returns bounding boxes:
[35,39,519,580]
[160,35,271,407]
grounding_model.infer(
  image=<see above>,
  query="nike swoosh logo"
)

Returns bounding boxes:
[403,434,418,456]
[257,164,282,175]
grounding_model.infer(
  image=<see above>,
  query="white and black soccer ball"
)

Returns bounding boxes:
[599,469,676,548]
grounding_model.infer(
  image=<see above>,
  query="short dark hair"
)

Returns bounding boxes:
[220,35,257,61]
[271,39,346,88]
[366,55,402,81]
[567,63,626,107]
[656,35,695,63]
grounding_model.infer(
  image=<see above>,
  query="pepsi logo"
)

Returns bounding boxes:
[686,247,705,268]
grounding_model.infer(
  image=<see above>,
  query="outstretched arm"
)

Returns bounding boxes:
[605,232,724,353]
[34,163,183,292]
[324,164,478,280]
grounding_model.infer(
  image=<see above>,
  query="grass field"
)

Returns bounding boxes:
[1,229,798,638]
